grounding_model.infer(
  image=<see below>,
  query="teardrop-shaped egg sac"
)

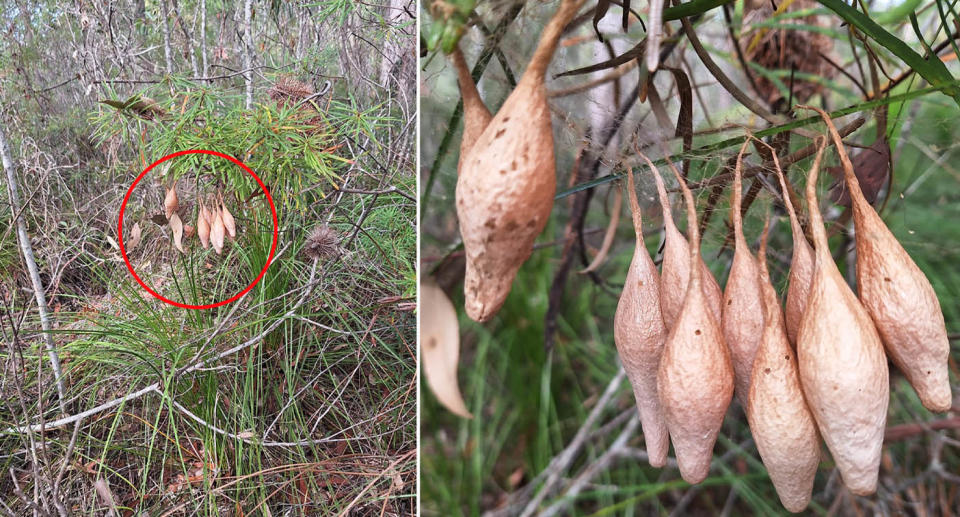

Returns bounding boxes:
[722,140,764,405]
[644,152,722,330]
[656,155,734,484]
[164,179,179,219]
[806,106,951,413]
[758,137,815,347]
[747,218,820,513]
[221,198,237,240]
[456,0,586,322]
[197,204,211,249]
[796,124,888,496]
[210,208,225,255]
[613,165,669,467]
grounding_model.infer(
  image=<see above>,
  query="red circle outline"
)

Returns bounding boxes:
[118,150,278,309]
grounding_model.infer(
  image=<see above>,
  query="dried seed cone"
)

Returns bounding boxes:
[164,179,179,219]
[613,166,669,467]
[764,140,816,346]
[722,141,764,405]
[197,205,211,249]
[451,46,492,173]
[747,218,820,513]
[806,106,952,413]
[657,156,734,484]
[456,0,585,322]
[210,208,225,255]
[645,153,723,329]
[798,132,888,496]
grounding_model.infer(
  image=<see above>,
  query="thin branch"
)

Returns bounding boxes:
[0,119,66,413]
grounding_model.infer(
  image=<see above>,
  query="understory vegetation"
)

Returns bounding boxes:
[1,1,415,514]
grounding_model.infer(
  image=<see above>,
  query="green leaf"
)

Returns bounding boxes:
[816,0,960,107]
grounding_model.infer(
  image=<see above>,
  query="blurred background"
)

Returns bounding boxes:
[420,0,960,514]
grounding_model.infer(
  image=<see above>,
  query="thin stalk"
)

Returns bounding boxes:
[0,121,67,413]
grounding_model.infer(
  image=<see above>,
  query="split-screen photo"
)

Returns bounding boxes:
[2,0,960,514]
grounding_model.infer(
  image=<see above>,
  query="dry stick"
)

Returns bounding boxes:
[242,0,253,109]
[335,449,416,517]
[3,256,318,435]
[677,15,818,140]
[516,369,627,517]
[678,117,866,192]
[0,121,66,413]
[580,188,622,274]
[548,59,638,98]
[160,0,174,74]
[200,0,208,81]
[540,418,641,517]
[337,185,416,202]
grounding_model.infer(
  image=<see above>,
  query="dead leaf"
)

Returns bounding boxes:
[421,278,472,418]
[151,213,168,226]
[127,222,142,250]
[828,137,890,206]
[169,213,185,253]
[184,224,195,238]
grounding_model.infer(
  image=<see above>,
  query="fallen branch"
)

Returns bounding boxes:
[2,253,317,435]
[0,120,67,413]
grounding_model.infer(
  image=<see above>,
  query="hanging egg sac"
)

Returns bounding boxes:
[456,0,587,322]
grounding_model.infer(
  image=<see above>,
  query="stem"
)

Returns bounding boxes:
[803,133,830,256]
[662,152,701,286]
[642,150,676,234]
[527,0,587,79]
[732,139,750,248]
[243,0,253,109]
[798,105,867,208]
[0,123,67,413]
[626,165,643,236]
[451,47,489,117]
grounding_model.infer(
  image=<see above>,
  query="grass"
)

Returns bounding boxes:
[1,84,416,515]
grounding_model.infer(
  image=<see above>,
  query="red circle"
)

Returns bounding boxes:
[118,150,278,309]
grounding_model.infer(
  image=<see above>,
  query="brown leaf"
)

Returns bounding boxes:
[827,138,890,206]
[127,222,142,250]
[169,213,185,253]
[421,278,472,418]
[184,224,195,238]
